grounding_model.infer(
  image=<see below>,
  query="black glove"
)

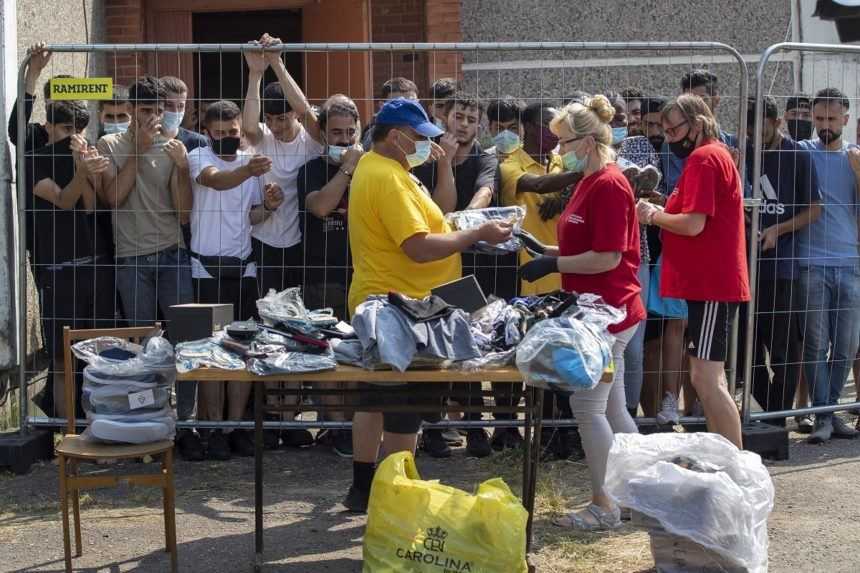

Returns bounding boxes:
[515,229,547,257]
[519,256,559,283]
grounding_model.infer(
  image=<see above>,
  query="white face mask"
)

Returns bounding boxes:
[328,145,348,163]
[493,129,521,154]
[405,139,433,168]
[162,110,184,132]
[103,121,130,135]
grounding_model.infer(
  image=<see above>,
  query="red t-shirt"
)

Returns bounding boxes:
[558,163,645,333]
[660,141,750,302]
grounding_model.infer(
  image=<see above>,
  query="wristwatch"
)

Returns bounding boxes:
[339,167,353,178]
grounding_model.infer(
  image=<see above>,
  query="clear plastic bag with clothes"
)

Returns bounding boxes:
[247,349,337,376]
[604,433,774,573]
[83,407,177,444]
[72,335,176,380]
[175,338,246,374]
[256,287,311,325]
[81,368,171,415]
[445,206,526,255]
[515,294,624,392]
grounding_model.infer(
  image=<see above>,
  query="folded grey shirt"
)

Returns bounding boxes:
[351,296,481,372]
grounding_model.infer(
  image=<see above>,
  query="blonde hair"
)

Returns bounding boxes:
[550,94,617,164]
[662,93,720,140]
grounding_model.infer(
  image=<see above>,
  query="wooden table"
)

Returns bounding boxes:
[179,366,544,572]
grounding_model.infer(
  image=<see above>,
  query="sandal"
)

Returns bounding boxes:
[552,503,622,531]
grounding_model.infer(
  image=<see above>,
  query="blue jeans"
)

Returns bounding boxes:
[623,263,649,411]
[798,265,860,420]
[115,246,195,420]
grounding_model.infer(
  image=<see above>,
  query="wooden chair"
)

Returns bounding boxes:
[57,324,177,573]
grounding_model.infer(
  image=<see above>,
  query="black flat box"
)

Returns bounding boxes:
[166,303,234,344]
[742,421,789,461]
[0,430,54,474]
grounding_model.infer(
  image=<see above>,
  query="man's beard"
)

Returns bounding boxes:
[818,128,841,144]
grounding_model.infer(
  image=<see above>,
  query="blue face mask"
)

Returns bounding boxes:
[562,149,587,173]
[611,126,628,145]
[328,145,348,163]
[102,121,130,135]
[162,110,184,132]
[493,129,521,154]
[397,132,433,168]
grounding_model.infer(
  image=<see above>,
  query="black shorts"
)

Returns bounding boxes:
[357,382,429,434]
[252,239,303,296]
[686,301,739,363]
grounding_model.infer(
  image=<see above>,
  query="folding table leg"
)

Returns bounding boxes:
[254,380,264,573]
[526,387,545,550]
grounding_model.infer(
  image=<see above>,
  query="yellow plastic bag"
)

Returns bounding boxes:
[362,451,529,573]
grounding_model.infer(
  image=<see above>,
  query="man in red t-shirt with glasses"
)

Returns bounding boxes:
[636,93,749,448]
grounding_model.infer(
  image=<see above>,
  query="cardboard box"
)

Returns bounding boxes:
[166,303,234,344]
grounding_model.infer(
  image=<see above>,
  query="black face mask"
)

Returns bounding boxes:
[817,128,841,145]
[648,135,665,152]
[210,135,240,156]
[668,133,696,159]
[786,119,813,141]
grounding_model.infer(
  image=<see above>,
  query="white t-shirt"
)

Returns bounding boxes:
[188,146,262,279]
[251,122,324,249]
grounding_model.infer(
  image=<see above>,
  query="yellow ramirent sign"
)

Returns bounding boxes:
[49,77,114,100]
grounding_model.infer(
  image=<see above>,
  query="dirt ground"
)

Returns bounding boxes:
[1,420,859,573]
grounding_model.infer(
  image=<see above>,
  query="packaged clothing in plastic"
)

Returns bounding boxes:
[256,286,311,325]
[604,433,774,573]
[515,294,624,392]
[247,349,337,376]
[72,335,176,379]
[445,206,525,255]
[363,452,528,573]
[86,407,177,444]
[82,368,171,415]
[175,338,246,374]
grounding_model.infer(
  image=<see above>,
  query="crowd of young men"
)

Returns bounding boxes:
[14,37,860,487]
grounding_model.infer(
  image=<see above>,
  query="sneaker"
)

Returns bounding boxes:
[795,415,814,434]
[491,427,523,451]
[282,429,315,448]
[207,430,231,461]
[332,430,354,458]
[228,430,255,457]
[420,429,452,458]
[442,429,464,445]
[656,393,681,426]
[343,486,370,514]
[807,417,833,445]
[176,429,205,462]
[831,416,858,439]
[466,429,492,458]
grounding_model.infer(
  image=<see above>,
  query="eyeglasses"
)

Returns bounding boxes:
[664,119,690,138]
[558,135,587,146]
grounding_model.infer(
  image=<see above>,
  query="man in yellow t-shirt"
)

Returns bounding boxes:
[344,98,513,512]
[499,102,583,295]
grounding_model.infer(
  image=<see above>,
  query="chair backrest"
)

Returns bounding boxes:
[62,324,162,434]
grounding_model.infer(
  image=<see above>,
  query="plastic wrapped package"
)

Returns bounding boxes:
[85,407,177,444]
[515,294,625,392]
[456,348,517,371]
[247,349,337,376]
[604,433,774,573]
[82,369,171,415]
[72,335,175,379]
[257,287,311,325]
[445,206,526,255]
[175,338,246,374]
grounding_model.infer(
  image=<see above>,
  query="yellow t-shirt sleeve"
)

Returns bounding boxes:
[376,175,432,246]
[499,160,526,206]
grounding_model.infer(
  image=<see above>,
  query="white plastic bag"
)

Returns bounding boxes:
[604,433,774,573]
[445,206,526,255]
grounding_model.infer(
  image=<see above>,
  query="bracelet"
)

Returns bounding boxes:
[339,167,353,178]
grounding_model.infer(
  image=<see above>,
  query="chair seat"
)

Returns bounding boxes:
[56,435,173,460]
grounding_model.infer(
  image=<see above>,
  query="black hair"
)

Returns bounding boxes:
[681,69,718,95]
[522,102,556,127]
[486,95,525,124]
[262,82,293,116]
[371,123,398,143]
[204,100,241,126]
[128,75,167,106]
[46,100,90,130]
[813,87,850,111]
[621,87,643,103]
[160,76,188,96]
[564,91,591,106]
[603,91,625,108]
[319,98,360,131]
[381,77,418,99]
[785,94,811,113]
[442,91,484,116]
[43,74,73,101]
[641,96,667,116]
[99,84,129,110]
[430,78,457,101]
[747,96,778,120]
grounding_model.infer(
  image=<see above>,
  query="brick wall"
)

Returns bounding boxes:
[369,0,428,99]
[424,0,461,83]
[104,0,145,86]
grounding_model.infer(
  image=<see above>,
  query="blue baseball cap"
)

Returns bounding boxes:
[375,97,443,138]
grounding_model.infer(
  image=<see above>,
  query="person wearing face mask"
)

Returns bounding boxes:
[519,95,644,531]
[342,97,513,513]
[26,101,112,418]
[97,85,132,137]
[793,88,860,443]
[186,100,282,461]
[242,33,324,300]
[296,95,364,458]
[737,96,820,428]
[636,93,749,449]
[486,95,526,160]
[783,94,814,141]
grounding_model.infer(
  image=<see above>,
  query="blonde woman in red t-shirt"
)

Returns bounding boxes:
[520,95,645,531]
[636,94,750,448]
